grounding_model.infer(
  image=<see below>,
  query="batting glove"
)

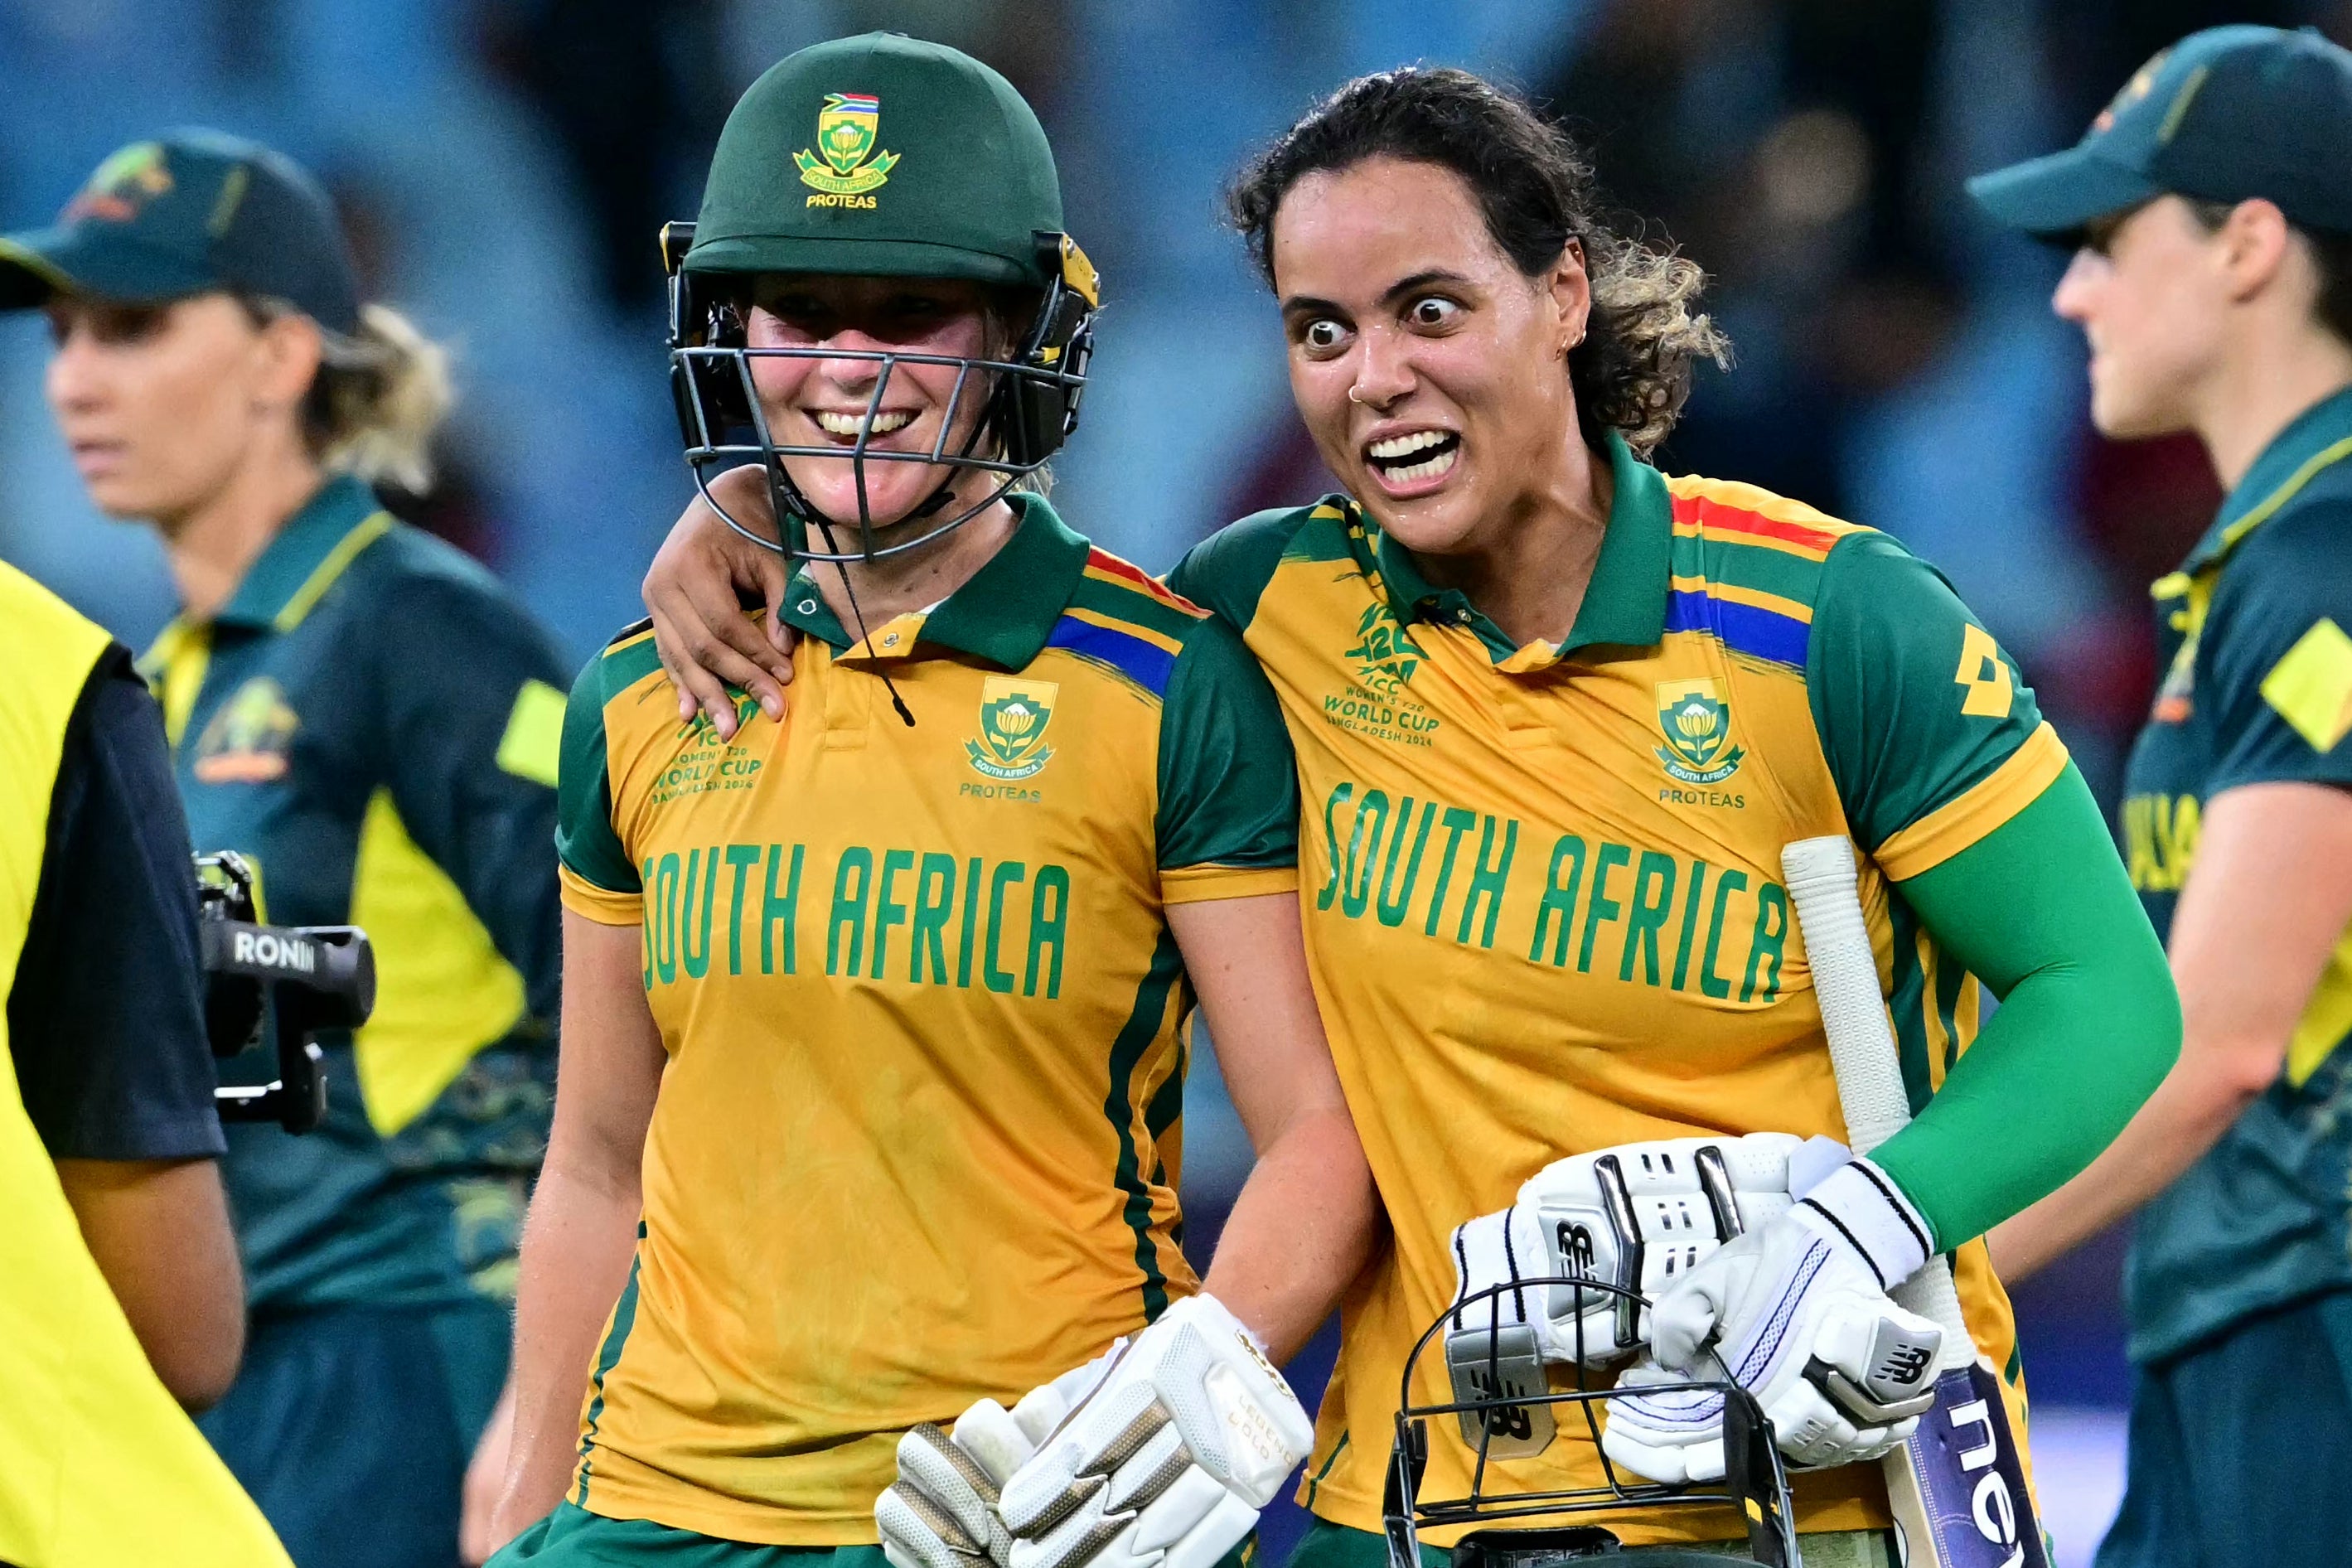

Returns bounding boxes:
[1447,1134,1811,1373]
[995,1294,1313,1568]
[878,1355,1116,1568]
[1601,1154,1943,1483]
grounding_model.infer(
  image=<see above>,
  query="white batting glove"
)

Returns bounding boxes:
[878,1356,1116,1568]
[1601,1155,1943,1483]
[1447,1134,1809,1372]
[995,1295,1313,1568]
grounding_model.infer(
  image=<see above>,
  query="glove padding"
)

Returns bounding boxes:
[1602,1155,1943,1483]
[879,1357,1112,1568]
[995,1294,1312,1568]
[1447,1134,1811,1371]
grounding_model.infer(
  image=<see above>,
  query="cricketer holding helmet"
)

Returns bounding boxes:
[486,35,1377,1568]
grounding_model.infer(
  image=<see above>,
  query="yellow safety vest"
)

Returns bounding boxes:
[0,563,289,1568]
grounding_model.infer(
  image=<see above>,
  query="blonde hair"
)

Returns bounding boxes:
[246,297,454,491]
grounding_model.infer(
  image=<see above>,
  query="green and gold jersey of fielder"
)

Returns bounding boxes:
[553,495,1299,1544]
[1170,433,2069,1549]
[2119,385,2352,1364]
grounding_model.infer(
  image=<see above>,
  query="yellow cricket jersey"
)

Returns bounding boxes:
[553,495,1299,1543]
[1169,433,2069,1548]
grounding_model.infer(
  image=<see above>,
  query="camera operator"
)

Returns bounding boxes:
[0,558,288,1566]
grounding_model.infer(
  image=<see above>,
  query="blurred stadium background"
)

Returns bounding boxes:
[7,0,2345,1560]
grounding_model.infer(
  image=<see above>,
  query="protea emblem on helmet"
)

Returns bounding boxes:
[796,93,898,204]
[967,677,1057,781]
[1653,678,1745,785]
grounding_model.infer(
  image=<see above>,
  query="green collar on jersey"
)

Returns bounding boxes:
[2171,382,2352,583]
[208,475,391,632]
[777,488,1088,666]
[1369,428,1673,668]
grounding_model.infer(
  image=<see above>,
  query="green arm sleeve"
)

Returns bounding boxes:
[1869,764,2182,1246]
[1155,614,1300,873]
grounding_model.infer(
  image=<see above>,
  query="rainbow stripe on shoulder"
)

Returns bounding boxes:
[1047,547,1209,699]
[1662,476,1872,670]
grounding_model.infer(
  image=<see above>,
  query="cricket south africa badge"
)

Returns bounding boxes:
[1654,678,1745,785]
[796,93,898,206]
[966,677,1057,782]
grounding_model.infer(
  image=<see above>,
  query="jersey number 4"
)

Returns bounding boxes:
[1953,624,2014,719]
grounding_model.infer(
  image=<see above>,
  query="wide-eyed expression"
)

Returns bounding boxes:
[1270,156,1588,558]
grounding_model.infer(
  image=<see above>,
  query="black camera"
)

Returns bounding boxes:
[194,851,375,1133]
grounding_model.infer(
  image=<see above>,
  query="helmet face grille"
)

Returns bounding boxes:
[665,241,1095,564]
[1385,1278,1801,1568]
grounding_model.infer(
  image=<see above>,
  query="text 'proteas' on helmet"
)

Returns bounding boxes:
[663,31,1100,564]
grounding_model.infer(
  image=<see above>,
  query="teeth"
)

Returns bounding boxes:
[1367,429,1451,460]
[814,410,915,437]
[1382,445,1459,485]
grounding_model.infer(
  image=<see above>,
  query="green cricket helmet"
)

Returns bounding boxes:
[665,31,1101,562]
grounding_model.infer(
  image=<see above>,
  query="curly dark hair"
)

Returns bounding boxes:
[1227,66,1730,457]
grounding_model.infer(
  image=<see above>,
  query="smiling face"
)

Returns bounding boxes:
[43,292,316,524]
[2051,196,2235,440]
[1270,156,1590,558]
[743,273,1005,536]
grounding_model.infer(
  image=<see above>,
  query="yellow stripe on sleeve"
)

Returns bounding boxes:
[561,863,645,926]
[497,679,567,786]
[1061,605,1188,656]
[1159,864,1300,905]
[1872,722,2070,881]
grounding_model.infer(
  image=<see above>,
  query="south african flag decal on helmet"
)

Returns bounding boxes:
[796,93,899,204]
[1654,678,1745,785]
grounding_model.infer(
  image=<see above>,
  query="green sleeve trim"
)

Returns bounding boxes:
[1167,505,1337,632]
[555,648,638,894]
[1808,532,2047,856]
[1154,615,1300,874]
[1870,764,2181,1246]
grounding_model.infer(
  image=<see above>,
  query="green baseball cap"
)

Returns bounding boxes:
[1968,25,2352,239]
[0,130,360,333]
[685,31,1064,289]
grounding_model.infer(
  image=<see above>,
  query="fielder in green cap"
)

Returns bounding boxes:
[1971,24,2352,1568]
[482,31,1376,1568]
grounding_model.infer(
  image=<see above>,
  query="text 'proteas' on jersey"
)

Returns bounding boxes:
[631,841,1074,997]
[1313,787,1793,1000]
[1170,433,2067,1551]
[552,496,1301,1546]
